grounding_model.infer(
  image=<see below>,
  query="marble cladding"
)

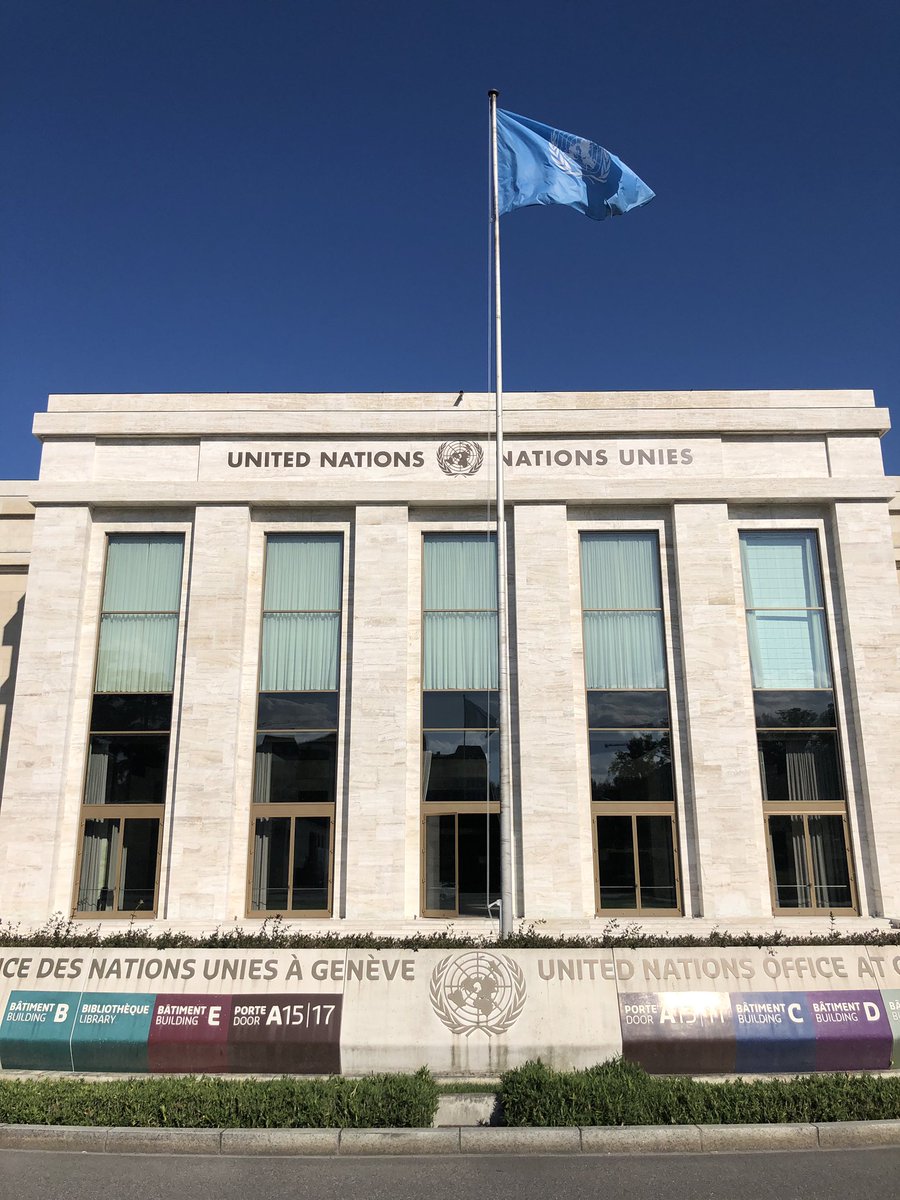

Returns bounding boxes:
[342,506,413,921]
[513,504,593,917]
[828,501,900,916]
[163,507,252,922]
[670,503,772,918]
[0,394,896,931]
[0,506,92,915]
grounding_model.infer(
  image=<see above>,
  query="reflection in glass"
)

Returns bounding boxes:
[587,691,669,729]
[85,735,170,805]
[90,693,173,733]
[597,815,637,909]
[251,817,290,910]
[254,733,337,804]
[458,813,500,917]
[768,815,811,908]
[589,731,672,803]
[425,815,456,912]
[809,815,852,908]
[250,816,330,911]
[291,816,330,910]
[753,690,835,729]
[424,813,499,916]
[257,692,339,731]
[77,819,120,912]
[77,817,159,913]
[636,816,677,909]
[423,730,499,803]
[118,818,159,912]
[757,731,842,802]
[423,691,499,730]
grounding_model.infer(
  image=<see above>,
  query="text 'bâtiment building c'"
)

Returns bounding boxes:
[0,389,898,934]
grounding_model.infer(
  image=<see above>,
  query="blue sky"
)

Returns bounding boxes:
[1,0,898,480]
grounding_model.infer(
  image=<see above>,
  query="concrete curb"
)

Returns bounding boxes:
[1,1121,900,1155]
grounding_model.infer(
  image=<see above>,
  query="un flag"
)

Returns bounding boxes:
[497,110,654,221]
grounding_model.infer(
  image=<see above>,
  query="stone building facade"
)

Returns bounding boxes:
[0,390,897,934]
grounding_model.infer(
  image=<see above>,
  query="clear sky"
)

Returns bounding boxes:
[1,0,898,481]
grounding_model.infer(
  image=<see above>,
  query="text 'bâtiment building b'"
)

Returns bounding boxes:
[0,389,898,934]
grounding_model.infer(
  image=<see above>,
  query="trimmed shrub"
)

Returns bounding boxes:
[0,1070,438,1128]
[499,1058,900,1126]
[0,912,897,951]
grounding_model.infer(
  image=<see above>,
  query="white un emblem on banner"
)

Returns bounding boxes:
[429,952,526,1037]
[549,131,612,183]
[436,441,484,477]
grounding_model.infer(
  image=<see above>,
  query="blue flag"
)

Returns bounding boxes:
[497,109,654,222]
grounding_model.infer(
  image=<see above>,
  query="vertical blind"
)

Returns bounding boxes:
[423,535,498,689]
[95,535,184,693]
[580,533,666,689]
[260,535,342,691]
[740,532,831,689]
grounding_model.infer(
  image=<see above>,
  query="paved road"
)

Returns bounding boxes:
[1,1147,899,1200]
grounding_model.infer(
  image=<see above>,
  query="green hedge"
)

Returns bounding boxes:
[0,1070,438,1128]
[499,1058,900,1126]
[1,912,897,950]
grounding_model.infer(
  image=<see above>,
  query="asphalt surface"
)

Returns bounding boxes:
[1,1147,899,1200]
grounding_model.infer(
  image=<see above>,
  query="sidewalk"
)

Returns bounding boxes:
[2,1120,899,1156]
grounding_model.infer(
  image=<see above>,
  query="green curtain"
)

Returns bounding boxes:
[261,535,342,691]
[423,535,498,689]
[580,532,661,609]
[580,533,665,689]
[740,532,831,688]
[424,535,497,610]
[740,531,823,608]
[745,611,831,689]
[583,611,666,689]
[261,613,340,690]
[264,535,342,611]
[424,612,499,689]
[103,535,183,613]
[96,613,179,692]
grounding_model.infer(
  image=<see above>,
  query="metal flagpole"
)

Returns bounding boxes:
[489,88,514,938]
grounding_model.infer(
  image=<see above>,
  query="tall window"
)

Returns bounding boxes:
[422,534,499,917]
[581,532,680,914]
[248,534,342,915]
[740,531,855,913]
[74,534,184,916]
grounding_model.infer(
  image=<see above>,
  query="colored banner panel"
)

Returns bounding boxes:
[732,992,815,1074]
[806,990,891,1071]
[883,989,900,1068]
[619,991,735,1074]
[148,995,232,1073]
[228,994,342,1074]
[0,991,78,1070]
[70,993,154,1072]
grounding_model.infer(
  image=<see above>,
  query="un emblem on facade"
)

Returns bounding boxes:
[436,440,484,477]
[429,951,526,1037]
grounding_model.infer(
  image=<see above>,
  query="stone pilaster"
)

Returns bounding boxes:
[829,501,900,916]
[164,506,251,922]
[513,503,593,918]
[0,506,92,919]
[342,506,412,920]
[671,503,771,917]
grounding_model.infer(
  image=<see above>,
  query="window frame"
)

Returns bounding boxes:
[592,805,682,916]
[738,523,859,916]
[245,530,345,919]
[419,528,500,918]
[578,526,684,917]
[71,528,188,919]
